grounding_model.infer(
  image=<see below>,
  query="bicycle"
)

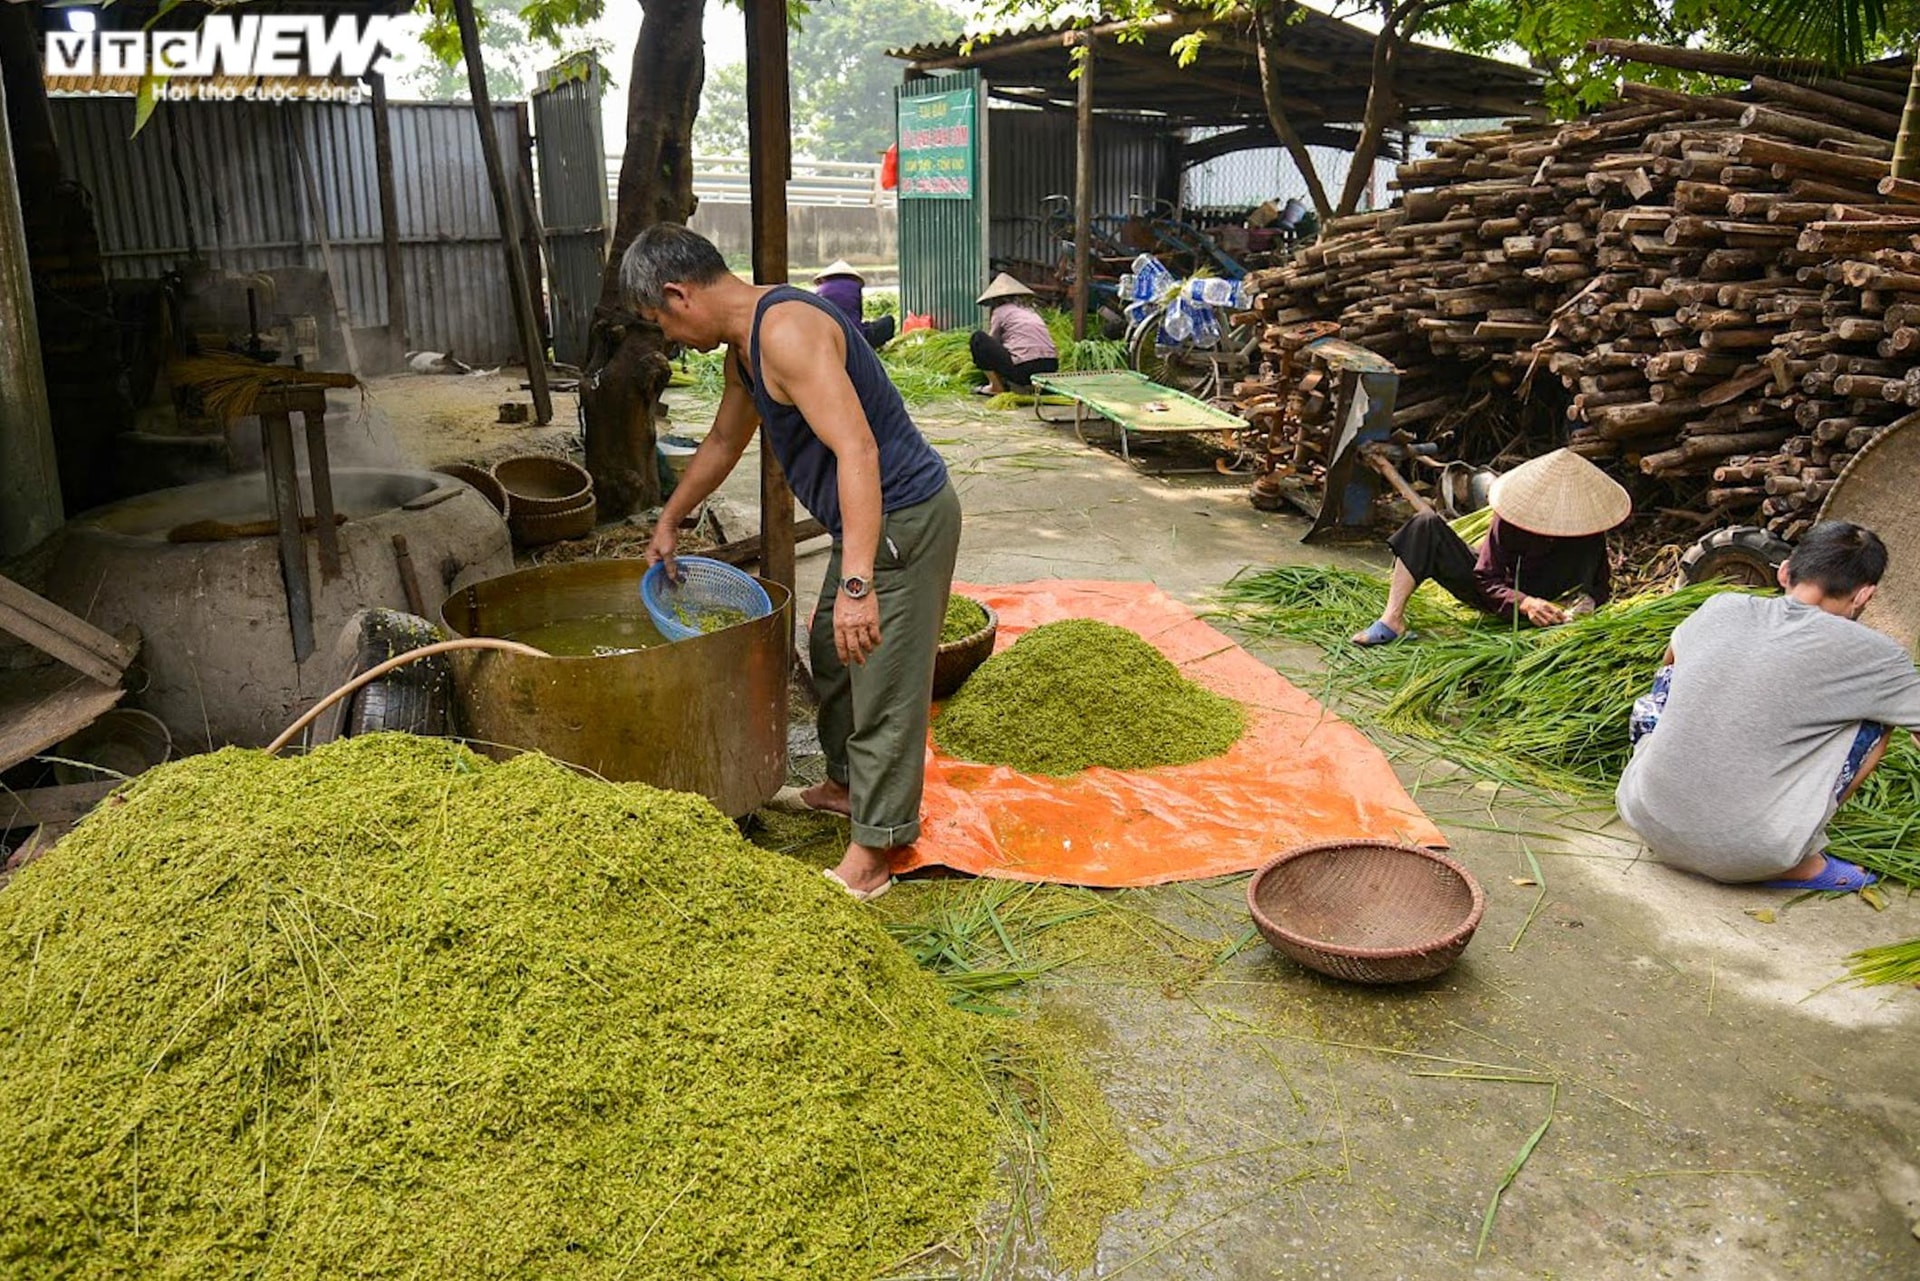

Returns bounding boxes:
[1119,254,1260,401]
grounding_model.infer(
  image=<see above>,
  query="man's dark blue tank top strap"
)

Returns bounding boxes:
[741,286,948,536]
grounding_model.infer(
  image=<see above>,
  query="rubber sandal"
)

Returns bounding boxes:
[822,867,893,903]
[1353,619,1413,647]
[1759,854,1879,892]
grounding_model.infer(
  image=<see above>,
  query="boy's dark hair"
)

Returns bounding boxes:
[1786,521,1888,596]
[619,224,729,311]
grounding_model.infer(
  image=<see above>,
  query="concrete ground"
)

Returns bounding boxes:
[382,382,1920,1279]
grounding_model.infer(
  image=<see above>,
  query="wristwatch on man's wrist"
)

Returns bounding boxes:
[839,574,871,600]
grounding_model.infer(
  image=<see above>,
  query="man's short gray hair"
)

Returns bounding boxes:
[620,224,730,312]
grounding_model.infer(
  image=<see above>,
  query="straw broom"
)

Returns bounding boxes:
[167,353,358,421]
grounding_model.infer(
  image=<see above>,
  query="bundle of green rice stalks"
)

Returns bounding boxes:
[1219,568,1721,786]
[1846,934,1920,987]
[1216,567,1920,884]
[0,735,1002,1279]
[933,619,1245,775]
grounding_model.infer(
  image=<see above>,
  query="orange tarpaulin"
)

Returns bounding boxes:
[890,580,1445,887]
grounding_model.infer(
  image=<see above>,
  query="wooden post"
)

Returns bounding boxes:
[368,71,409,372]
[451,0,553,425]
[0,68,61,556]
[745,0,796,598]
[513,102,548,351]
[1072,35,1094,342]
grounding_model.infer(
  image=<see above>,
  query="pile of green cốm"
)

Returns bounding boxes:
[1215,567,1920,887]
[677,601,751,634]
[0,734,998,1279]
[932,618,1245,776]
[940,594,991,645]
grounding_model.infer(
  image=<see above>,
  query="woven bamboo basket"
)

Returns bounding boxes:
[492,455,592,517]
[1818,416,1920,651]
[434,463,510,518]
[932,601,997,699]
[509,494,597,547]
[1247,840,1485,984]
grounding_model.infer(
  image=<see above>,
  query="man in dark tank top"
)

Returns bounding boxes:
[622,225,963,903]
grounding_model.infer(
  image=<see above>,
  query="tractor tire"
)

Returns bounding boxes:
[1678,525,1792,589]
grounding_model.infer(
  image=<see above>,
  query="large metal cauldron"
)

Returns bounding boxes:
[439,560,790,817]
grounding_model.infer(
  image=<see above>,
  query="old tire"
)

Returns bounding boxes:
[1679,525,1791,589]
[342,609,452,738]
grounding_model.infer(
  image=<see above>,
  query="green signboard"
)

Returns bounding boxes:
[897,87,975,200]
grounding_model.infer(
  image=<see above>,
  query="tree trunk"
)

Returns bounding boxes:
[1336,5,1405,217]
[1894,51,1920,182]
[582,0,704,519]
[1254,6,1333,223]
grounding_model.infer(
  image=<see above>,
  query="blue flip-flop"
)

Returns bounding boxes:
[1759,855,1879,892]
[1353,619,1414,647]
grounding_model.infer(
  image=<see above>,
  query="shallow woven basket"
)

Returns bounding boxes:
[492,455,592,516]
[509,493,596,547]
[932,601,997,699]
[434,463,510,518]
[1818,415,1920,651]
[1247,840,1486,985]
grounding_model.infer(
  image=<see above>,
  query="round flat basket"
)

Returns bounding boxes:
[641,556,774,641]
[932,602,998,699]
[1818,416,1920,651]
[434,463,510,517]
[491,455,592,517]
[53,708,172,786]
[509,494,596,547]
[1247,840,1485,985]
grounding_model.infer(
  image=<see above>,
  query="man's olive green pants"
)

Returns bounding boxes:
[809,482,962,848]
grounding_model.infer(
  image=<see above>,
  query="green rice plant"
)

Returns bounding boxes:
[1845,935,1920,987]
[1216,566,1920,885]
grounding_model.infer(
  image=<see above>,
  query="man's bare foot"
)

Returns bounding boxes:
[800,780,852,817]
[830,840,894,896]
[1772,850,1830,882]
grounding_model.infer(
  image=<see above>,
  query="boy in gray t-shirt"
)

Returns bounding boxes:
[1616,522,1920,889]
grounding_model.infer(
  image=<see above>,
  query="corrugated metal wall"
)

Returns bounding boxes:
[50,96,531,362]
[896,71,985,331]
[1181,131,1444,213]
[989,108,1179,271]
[533,63,610,367]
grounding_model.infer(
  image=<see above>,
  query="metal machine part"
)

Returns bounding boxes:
[1245,325,1404,540]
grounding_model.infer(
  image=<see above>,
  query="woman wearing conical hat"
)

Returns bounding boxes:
[1352,448,1632,646]
[813,261,895,350]
[970,273,1059,396]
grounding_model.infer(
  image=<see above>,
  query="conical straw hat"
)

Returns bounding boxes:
[976,272,1036,306]
[1487,448,1631,537]
[814,259,862,283]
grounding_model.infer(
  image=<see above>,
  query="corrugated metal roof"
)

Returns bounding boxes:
[889,9,1540,129]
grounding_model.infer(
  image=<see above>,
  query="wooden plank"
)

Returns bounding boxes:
[452,0,553,426]
[0,572,132,670]
[368,71,409,370]
[0,601,121,686]
[0,779,118,832]
[0,664,125,774]
[1073,37,1094,342]
[703,518,828,568]
[745,0,796,599]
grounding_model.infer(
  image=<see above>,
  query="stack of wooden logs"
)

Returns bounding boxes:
[1237,41,1920,541]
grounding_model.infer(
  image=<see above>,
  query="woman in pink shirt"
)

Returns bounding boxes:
[970,273,1059,394]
